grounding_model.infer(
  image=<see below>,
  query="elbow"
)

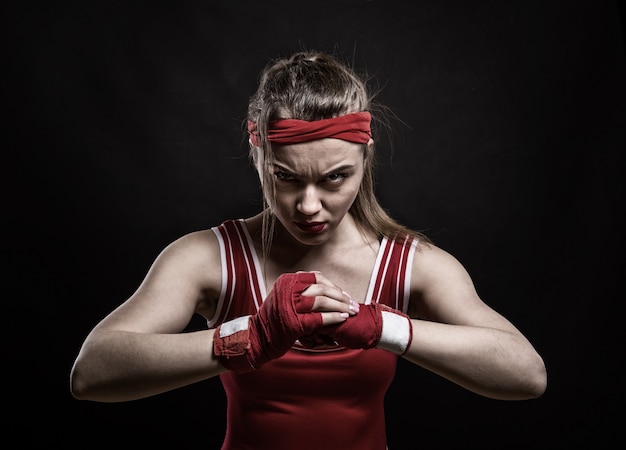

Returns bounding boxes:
[527,355,548,399]
[69,333,116,402]
[70,363,112,402]
[70,353,106,401]
[516,352,548,400]
[69,361,90,400]
[489,351,547,401]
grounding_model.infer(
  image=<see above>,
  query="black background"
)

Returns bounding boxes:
[6,1,625,448]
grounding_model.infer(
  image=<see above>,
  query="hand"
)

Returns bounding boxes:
[213,271,354,372]
[322,303,413,355]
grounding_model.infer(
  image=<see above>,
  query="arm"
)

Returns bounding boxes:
[70,230,225,402]
[70,232,354,403]
[403,242,547,400]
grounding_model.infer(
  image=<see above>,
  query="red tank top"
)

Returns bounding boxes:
[210,219,417,450]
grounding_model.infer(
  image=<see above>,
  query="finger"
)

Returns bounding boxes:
[289,272,320,313]
[296,272,358,315]
[306,271,334,286]
[301,282,351,305]
[308,272,355,301]
[312,295,360,315]
[295,288,357,315]
[320,311,350,326]
[299,271,346,295]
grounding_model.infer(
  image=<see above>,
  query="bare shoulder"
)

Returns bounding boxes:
[410,240,471,286]
[152,228,222,293]
[161,228,221,262]
[408,241,511,328]
[133,228,223,319]
[409,241,473,301]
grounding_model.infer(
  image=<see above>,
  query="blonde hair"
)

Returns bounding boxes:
[247,51,429,259]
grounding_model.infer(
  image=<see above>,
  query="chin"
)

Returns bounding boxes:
[292,232,328,246]
[290,227,332,246]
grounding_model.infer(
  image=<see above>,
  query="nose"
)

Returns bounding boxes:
[296,185,322,216]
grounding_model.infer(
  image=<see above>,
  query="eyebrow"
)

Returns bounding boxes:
[271,163,355,175]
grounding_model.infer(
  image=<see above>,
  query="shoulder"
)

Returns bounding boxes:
[160,228,220,263]
[147,228,223,295]
[154,217,258,283]
[408,240,481,319]
[410,240,475,290]
[411,240,466,272]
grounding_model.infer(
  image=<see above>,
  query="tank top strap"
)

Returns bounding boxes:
[208,219,265,328]
[366,235,418,313]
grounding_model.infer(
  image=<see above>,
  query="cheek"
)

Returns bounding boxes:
[343,176,364,204]
[267,189,292,215]
[329,185,361,213]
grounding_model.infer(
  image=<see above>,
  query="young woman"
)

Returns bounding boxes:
[70,51,547,450]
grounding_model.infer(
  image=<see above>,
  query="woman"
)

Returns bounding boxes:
[70,51,547,449]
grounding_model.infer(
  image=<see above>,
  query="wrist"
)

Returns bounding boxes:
[376,310,412,355]
[213,315,256,373]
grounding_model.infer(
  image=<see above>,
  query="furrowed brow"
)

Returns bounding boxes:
[326,164,355,174]
[271,163,294,174]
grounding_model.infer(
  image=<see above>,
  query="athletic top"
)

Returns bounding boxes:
[210,219,417,450]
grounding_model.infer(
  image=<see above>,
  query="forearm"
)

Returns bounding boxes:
[70,329,225,402]
[403,319,547,400]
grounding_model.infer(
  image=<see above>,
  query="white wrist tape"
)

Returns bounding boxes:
[377,311,412,355]
[218,315,252,337]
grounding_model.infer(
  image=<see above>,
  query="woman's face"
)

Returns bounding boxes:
[261,138,368,246]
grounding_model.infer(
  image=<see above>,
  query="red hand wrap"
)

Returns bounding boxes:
[213,272,322,372]
[321,303,413,355]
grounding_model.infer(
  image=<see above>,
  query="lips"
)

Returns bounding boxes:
[295,221,327,233]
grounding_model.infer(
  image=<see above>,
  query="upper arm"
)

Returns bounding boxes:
[92,229,222,335]
[408,242,520,333]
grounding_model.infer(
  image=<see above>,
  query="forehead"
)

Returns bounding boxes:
[271,138,363,172]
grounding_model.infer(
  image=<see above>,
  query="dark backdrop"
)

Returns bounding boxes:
[6,1,625,448]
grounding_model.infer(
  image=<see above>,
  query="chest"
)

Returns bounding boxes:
[264,242,380,303]
[208,220,415,327]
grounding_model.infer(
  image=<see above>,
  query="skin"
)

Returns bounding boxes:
[70,137,547,403]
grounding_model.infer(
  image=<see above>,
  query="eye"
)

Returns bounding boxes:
[326,173,348,183]
[274,171,295,182]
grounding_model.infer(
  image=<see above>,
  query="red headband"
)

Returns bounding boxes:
[247,112,372,146]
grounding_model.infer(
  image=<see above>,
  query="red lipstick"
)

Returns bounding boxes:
[295,222,326,233]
